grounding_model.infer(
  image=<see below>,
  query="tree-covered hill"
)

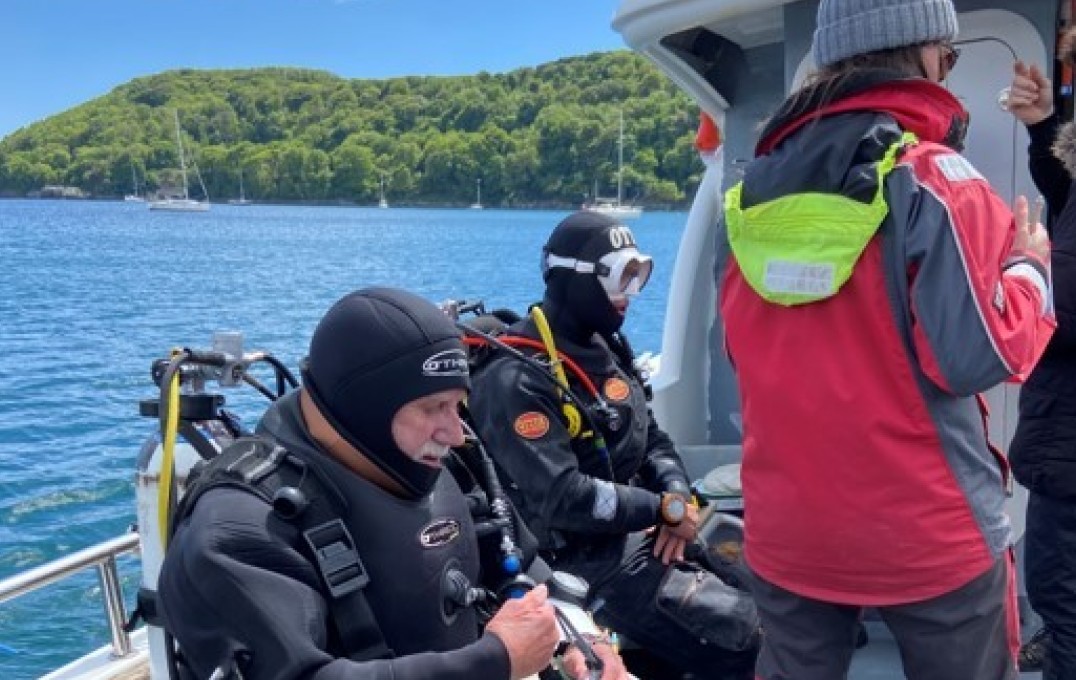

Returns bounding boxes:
[0,51,704,207]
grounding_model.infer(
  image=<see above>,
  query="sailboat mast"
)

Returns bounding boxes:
[617,109,624,206]
[173,110,189,201]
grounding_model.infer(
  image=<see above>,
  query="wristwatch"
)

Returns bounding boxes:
[659,492,687,526]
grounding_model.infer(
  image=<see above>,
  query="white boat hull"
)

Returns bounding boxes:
[148,199,210,212]
[40,628,149,680]
[583,203,643,219]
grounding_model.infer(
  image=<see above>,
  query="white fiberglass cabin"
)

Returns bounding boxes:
[615,0,1064,659]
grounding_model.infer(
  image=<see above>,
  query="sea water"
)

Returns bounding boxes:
[0,199,686,678]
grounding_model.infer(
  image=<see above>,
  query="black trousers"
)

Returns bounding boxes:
[584,532,759,679]
[1026,492,1076,680]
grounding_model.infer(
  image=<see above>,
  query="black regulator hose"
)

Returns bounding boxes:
[459,416,522,577]
[248,352,299,397]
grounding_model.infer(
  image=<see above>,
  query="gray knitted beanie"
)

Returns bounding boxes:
[812,0,958,68]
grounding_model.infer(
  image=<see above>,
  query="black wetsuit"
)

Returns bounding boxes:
[157,391,511,680]
[468,308,759,677]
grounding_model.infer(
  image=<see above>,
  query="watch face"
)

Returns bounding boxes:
[663,494,686,523]
[669,498,686,519]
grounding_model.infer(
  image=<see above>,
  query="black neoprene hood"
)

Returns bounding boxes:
[301,287,470,498]
[542,210,640,336]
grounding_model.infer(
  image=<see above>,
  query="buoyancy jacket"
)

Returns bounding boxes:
[467,303,691,584]
[1010,116,1076,500]
[716,72,1055,605]
[156,391,511,680]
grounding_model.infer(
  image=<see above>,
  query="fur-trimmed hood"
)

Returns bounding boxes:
[1053,121,1076,179]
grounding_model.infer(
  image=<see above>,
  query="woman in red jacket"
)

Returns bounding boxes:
[716,0,1054,678]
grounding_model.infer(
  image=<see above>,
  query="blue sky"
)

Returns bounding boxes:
[1,0,627,140]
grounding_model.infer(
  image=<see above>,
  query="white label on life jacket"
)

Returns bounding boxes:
[763,260,835,296]
[934,154,984,183]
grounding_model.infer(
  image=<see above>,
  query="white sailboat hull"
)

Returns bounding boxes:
[583,201,642,219]
[148,198,210,212]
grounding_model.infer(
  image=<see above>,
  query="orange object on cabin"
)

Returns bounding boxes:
[695,112,721,153]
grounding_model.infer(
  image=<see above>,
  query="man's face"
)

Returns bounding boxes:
[390,388,467,468]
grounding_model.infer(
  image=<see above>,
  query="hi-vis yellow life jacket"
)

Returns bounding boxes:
[724,131,917,306]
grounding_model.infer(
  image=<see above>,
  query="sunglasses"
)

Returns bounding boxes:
[941,44,961,74]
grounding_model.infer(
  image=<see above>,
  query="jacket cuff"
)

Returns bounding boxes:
[663,480,693,499]
[1004,255,1052,316]
[616,486,663,529]
[1027,113,1059,151]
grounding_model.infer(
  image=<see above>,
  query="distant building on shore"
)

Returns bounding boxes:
[30,185,89,199]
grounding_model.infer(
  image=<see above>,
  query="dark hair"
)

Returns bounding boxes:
[796,44,929,111]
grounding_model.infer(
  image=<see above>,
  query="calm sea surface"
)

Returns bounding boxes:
[0,199,686,678]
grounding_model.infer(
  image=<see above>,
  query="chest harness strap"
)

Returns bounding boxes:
[174,437,393,664]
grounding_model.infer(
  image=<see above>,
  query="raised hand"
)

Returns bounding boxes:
[1007,61,1053,126]
[485,584,561,680]
[1013,194,1050,263]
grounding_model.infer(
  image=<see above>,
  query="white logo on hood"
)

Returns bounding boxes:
[422,349,469,377]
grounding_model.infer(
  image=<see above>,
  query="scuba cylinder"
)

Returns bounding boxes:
[134,331,297,680]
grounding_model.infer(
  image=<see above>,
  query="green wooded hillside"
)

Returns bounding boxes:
[0,51,704,207]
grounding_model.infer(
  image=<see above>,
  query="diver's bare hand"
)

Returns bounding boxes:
[653,501,699,563]
[485,584,560,680]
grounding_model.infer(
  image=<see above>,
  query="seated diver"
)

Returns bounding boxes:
[466,212,761,680]
[156,286,627,680]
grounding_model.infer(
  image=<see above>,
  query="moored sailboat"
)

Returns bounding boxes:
[123,161,145,202]
[583,109,642,219]
[149,110,209,212]
[227,166,252,206]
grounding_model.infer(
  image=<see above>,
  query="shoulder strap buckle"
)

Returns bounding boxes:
[303,519,369,598]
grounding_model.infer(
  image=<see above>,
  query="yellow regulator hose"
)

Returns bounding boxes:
[530,306,582,437]
[158,359,182,548]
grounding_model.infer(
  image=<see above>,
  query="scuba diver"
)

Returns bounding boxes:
[466,212,760,680]
[155,287,627,680]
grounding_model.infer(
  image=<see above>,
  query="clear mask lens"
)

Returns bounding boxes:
[597,249,652,297]
[543,248,653,299]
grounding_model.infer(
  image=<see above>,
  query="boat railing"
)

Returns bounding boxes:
[0,532,141,659]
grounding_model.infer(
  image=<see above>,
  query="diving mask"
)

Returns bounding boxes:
[544,247,653,298]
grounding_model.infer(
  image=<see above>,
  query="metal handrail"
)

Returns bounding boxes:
[0,532,141,658]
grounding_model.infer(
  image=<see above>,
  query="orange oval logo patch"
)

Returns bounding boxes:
[603,377,630,402]
[514,412,550,439]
